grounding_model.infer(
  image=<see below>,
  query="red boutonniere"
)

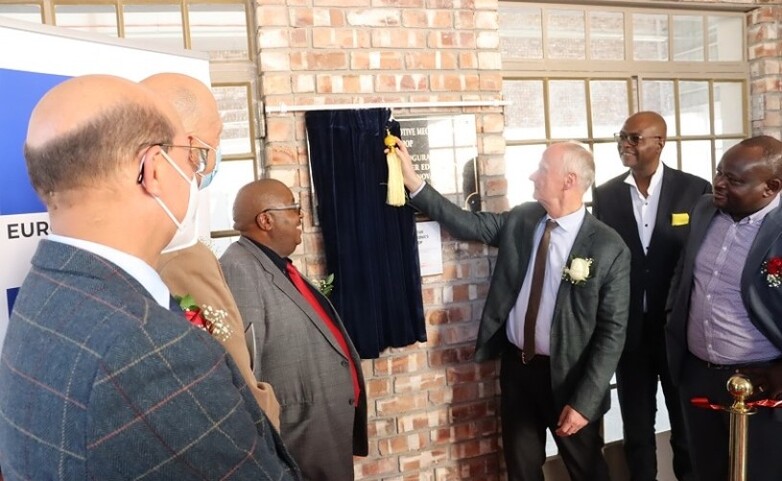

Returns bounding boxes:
[175,294,233,341]
[761,256,782,288]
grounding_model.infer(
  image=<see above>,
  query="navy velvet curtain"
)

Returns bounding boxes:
[305,109,426,359]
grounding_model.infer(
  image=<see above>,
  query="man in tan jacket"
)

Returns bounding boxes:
[142,73,280,429]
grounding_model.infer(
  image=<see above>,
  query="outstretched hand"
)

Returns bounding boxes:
[385,136,423,192]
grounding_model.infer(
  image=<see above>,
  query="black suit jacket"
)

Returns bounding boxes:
[593,165,711,350]
[410,184,630,420]
[666,196,782,384]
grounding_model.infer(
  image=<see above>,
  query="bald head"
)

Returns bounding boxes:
[24,75,178,197]
[142,73,221,141]
[233,179,292,232]
[625,111,667,138]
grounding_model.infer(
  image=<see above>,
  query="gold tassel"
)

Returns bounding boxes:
[384,130,405,206]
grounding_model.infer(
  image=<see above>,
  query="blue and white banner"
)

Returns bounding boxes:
[0,17,210,350]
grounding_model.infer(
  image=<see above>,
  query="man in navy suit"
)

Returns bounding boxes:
[593,112,709,481]
[394,139,630,481]
[0,75,301,480]
[667,135,782,481]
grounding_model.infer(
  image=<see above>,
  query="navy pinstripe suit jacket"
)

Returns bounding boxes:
[0,239,301,480]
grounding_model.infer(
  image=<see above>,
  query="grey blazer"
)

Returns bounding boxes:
[220,237,368,481]
[667,196,782,384]
[410,184,630,420]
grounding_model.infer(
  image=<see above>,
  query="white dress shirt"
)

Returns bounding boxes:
[506,206,587,355]
[624,164,664,311]
[48,234,171,309]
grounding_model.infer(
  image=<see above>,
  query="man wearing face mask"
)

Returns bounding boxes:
[142,73,281,429]
[0,75,301,480]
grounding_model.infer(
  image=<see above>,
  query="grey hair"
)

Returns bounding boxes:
[558,141,595,192]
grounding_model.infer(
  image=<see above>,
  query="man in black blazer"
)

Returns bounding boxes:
[395,139,630,481]
[593,112,709,481]
[666,135,782,481]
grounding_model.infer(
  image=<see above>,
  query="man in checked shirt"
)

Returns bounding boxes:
[666,135,782,481]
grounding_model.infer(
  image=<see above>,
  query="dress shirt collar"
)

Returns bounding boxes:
[47,234,170,308]
[547,204,586,233]
[719,195,780,225]
[623,162,664,197]
[246,236,289,274]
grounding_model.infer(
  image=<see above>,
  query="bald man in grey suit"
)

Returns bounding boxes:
[220,179,368,481]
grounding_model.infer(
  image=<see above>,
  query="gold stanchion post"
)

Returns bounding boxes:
[727,374,755,481]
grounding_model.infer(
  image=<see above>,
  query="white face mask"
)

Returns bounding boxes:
[153,150,200,254]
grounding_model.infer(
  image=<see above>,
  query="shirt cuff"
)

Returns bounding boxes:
[409,181,425,198]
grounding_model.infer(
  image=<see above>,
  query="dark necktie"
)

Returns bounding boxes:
[286,262,361,403]
[523,219,557,362]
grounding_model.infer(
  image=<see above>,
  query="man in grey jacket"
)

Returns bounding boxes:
[395,139,630,481]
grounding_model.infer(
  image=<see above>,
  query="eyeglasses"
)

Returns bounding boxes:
[192,137,218,173]
[613,132,663,146]
[158,143,211,174]
[261,203,301,214]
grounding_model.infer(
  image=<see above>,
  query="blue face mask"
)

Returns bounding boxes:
[198,145,222,190]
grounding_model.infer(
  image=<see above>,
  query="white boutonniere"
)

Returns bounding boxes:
[562,257,594,285]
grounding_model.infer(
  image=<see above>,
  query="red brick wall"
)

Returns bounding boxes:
[255,1,781,480]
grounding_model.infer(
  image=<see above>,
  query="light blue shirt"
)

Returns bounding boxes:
[506,206,587,355]
[48,234,171,309]
[687,196,782,364]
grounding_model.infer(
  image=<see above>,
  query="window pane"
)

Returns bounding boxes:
[708,16,743,61]
[715,138,741,164]
[593,142,624,187]
[213,85,253,156]
[679,81,711,136]
[209,235,239,258]
[54,4,118,37]
[505,144,546,207]
[503,80,545,140]
[549,80,587,139]
[590,80,629,138]
[673,15,704,61]
[589,11,624,60]
[713,82,744,135]
[641,80,677,135]
[189,2,249,61]
[633,13,668,61]
[499,6,542,60]
[548,10,585,60]
[123,4,184,49]
[661,141,679,169]
[681,140,713,182]
[208,159,255,231]
[0,4,42,23]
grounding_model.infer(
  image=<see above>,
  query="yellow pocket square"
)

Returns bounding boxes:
[671,213,689,226]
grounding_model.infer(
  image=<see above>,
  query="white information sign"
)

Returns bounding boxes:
[417,221,443,276]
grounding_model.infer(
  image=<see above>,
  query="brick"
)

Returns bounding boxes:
[368,418,397,437]
[265,116,294,141]
[347,8,401,26]
[372,28,428,48]
[394,371,447,392]
[356,457,397,477]
[428,345,475,367]
[428,31,476,49]
[266,144,297,166]
[481,134,506,155]
[313,8,346,26]
[426,322,479,346]
[289,7,313,27]
[449,437,499,460]
[292,74,316,93]
[266,168,298,187]
[315,0,370,6]
[474,10,498,29]
[372,0,425,6]
[459,52,478,69]
[427,10,453,28]
[378,432,429,455]
[312,28,371,48]
[476,31,499,49]
[399,448,448,471]
[367,377,393,397]
[421,285,443,305]
[374,351,429,375]
[430,418,497,445]
[376,74,429,92]
[480,113,504,133]
[257,5,289,26]
[402,10,427,28]
[397,408,449,433]
[258,28,289,48]
[376,392,428,414]
[445,362,498,385]
[289,28,308,47]
[259,51,291,71]
[448,399,497,423]
[405,51,458,70]
[454,10,474,29]
[352,51,404,70]
[291,51,349,70]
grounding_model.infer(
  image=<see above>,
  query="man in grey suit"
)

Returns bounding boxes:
[0,75,301,479]
[220,179,368,481]
[394,139,630,481]
[667,135,782,481]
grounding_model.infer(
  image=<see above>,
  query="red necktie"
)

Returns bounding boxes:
[523,219,557,362]
[286,262,361,403]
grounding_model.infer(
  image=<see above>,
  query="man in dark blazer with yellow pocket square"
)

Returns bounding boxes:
[395,139,630,481]
[593,112,710,481]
